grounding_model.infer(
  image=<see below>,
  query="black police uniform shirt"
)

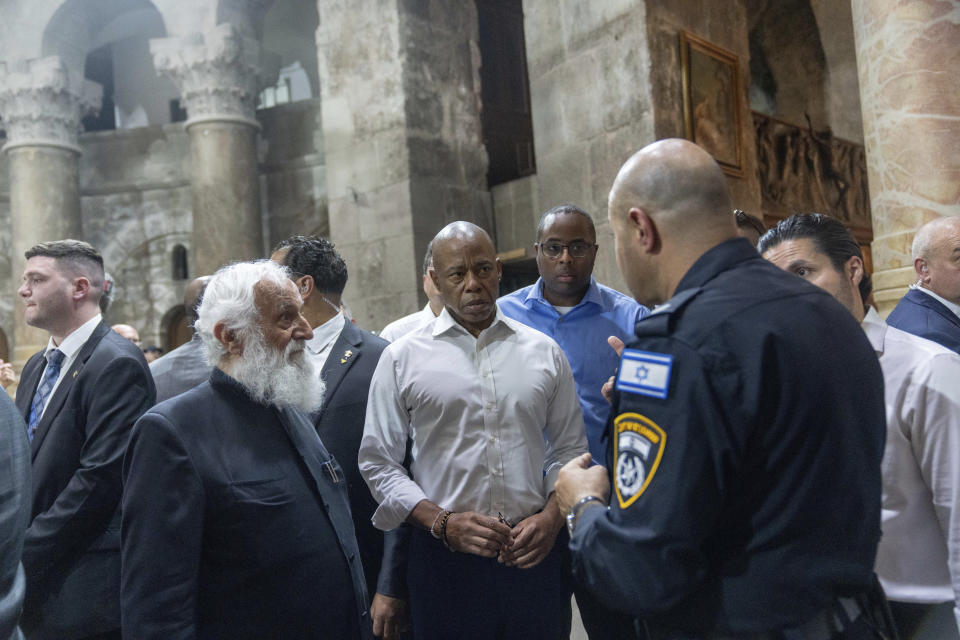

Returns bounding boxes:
[569,238,886,634]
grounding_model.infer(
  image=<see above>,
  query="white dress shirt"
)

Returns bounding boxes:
[359,307,588,531]
[38,314,102,420]
[864,307,960,629]
[379,304,437,342]
[305,312,346,370]
[912,284,960,320]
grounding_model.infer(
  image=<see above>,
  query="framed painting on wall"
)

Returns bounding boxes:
[680,32,743,177]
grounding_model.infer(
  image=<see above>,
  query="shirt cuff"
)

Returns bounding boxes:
[569,500,607,540]
[371,485,428,531]
[543,464,562,498]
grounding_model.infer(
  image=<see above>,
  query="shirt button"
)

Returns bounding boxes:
[487,402,495,410]
[489,434,496,443]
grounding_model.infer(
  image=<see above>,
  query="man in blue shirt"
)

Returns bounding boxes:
[499,204,647,464]
[499,204,646,639]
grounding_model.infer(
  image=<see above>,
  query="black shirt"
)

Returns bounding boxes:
[570,238,886,634]
[122,370,371,639]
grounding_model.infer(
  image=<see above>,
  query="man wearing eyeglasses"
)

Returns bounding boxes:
[498,205,646,638]
[499,205,647,466]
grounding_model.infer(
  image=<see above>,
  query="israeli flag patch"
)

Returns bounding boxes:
[616,349,673,399]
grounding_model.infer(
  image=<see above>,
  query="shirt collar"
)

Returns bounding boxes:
[674,237,760,293]
[911,284,960,319]
[860,306,886,356]
[432,305,514,338]
[306,312,345,354]
[47,314,102,359]
[524,277,602,308]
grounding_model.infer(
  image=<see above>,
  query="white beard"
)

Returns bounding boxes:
[231,332,325,413]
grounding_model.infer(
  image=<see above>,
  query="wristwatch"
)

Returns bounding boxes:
[566,495,606,536]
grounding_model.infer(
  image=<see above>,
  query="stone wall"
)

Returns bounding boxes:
[492,175,540,254]
[401,1,493,266]
[259,98,328,248]
[0,97,328,353]
[852,0,960,314]
[318,0,418,331]
[646,0,762,215]
[0,0,882,352]
[78,123,192,349]
[510,0,764,294]
[318,0,490,332]
[521,0,656,294]
[809,0,864,144]
[746,0,828,132]
[0,151,12,355]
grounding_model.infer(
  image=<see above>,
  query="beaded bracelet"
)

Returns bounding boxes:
[439,510,454,551]
[429,509,447,539]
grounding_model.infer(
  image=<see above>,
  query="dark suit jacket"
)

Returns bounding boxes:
[121,369,372,640]
[0,390,31,640]
[15,321,155,639]
[886,287,960,354]
[314,321,408,599]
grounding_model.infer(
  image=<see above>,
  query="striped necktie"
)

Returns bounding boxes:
[28,349,65,441]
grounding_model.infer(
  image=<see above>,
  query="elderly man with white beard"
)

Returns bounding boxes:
[120,260,373,640]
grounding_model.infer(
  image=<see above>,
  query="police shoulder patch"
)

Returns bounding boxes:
[614,412,666,509]
[616,349,674,399]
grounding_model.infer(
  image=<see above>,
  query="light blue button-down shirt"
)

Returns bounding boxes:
[499,278,647,463]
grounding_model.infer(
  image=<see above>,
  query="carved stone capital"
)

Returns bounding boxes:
[0,56,102,153]
[151,24,263,127]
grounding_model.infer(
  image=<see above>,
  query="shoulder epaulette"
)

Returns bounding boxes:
[634,287,703,337]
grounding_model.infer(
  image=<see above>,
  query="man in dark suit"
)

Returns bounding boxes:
[0,388,31,640]
[14,240,155,640]
[887,216,960,353]
[272,236,408,640]
[121,259,372,639]
[149,275,213,402]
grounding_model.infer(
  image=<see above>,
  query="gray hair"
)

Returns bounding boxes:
[912,217,960,260]
[195,260,294,365]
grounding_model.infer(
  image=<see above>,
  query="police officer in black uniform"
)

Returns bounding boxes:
[555,139,889,639]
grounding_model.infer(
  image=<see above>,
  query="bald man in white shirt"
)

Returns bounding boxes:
[360,222,588,640]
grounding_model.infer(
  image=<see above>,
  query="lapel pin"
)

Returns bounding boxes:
[340,349,354,365]
[72,370,78,378]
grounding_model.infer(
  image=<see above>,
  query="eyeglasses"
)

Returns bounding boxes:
[537,241,597,259]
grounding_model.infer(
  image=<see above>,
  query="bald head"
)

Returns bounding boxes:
[610,138,733,229]
[185,276,212,324]
[112,324,141,345]
[606,139,738,307]
[430,220,497,271]
[912,216,960,304]
[913,217,960,260]
[428,221,502,336]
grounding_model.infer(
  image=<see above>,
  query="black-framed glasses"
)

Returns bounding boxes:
[537,241,597,259]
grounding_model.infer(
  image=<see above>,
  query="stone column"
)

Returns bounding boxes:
[317,0,491,329]
[151,24,266,275]
[851,0,960,314]
[0,56,101,367]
